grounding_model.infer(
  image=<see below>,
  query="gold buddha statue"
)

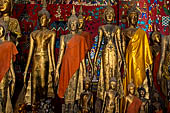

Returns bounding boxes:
[56,6,87,113]
[0,19,17,113]
[157,22,170,103]
[24,0,56,107]
[94,0,124,101]
[0,0,21,45]
[79,76,93,113]
[102,77,119,113]
[78,6,93,78]
[122,6,153,98]
[124,82,142,113]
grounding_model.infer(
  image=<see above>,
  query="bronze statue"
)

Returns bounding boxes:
[138,87,149,113]
[102,77,119,113]
[124,82,142,113]
[24,0,56,107]
[56,6,87,113]
[0,19,17,113]
[0,0,21,45]
[78,6,93,78]
[122,6,153,98]
[157,22,170,103]
[79,76,93,113]
[94,1,124,101]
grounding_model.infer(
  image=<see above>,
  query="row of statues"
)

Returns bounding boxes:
[0,0,170,112]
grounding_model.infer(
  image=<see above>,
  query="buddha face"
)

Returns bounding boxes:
[110,81,117,90]
[0,0,11,13]
[0,26,4,38]
[129,86,135,95]
[154,33,160,43]
[84,82,90,90]
[78,18,84,29]
[105,10,114,23]
[70,20,77,31]
[39,14,49,27]
[140,90,145,97]
[128,12,138,26]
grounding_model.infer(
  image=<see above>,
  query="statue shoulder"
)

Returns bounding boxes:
[9,17,20,25]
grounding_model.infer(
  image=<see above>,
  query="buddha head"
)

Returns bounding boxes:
[127,6,140,27]
[0,0,13,15]
[78,6,84,30]
[38,0,50,27]
[138,87,146,98]
[103,1,115,23]
[128,82,135,95]
[151,24,161,44]
[84,76,91,91]
[68,5,78,32]
[109,76,117,90]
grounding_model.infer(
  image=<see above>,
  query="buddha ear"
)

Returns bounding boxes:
[48,18,51,24]
[126,16,129,27]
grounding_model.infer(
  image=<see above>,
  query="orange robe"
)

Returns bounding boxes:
[58,34,89,98]
[123,28,153,95]
[0,41,18,82]
[127,96,142,113]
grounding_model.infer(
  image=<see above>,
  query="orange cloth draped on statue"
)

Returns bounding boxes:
[127,96,142,113]
[123,28,153,96]
[58,34,89,98]
[0,41,18,82]
[80,31,94,51]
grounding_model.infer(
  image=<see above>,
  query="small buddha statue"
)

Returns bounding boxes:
[79,76,93,113]
[138,87,149,113]
[102,77,119,113]
[0,0,21,45]
[124,82,142,113]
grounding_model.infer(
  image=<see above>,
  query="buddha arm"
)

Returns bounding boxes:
[123,97,128,113]
[121,31,126,55]
[24,33,34,86]
[55,35,65,83]
[157,36,167,80]
[50,32,56,71]
[87,51,93,77]
[10,59,15,97]
[115,96,119,113]
[93,28,103,75]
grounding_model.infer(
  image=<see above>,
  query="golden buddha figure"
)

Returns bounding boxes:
[102,77,119,113]
[157,22,170,102]
[0,0,21,45]
[57,6,88,113]
[78,6,94,78]
[122,6,153,98]
[79,76,93,113]
[123,82,142,113]
[24,0,56,107]
[0,19,18,113]
[94,1,125,101]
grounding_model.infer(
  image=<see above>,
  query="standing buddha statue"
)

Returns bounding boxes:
[0,19,18,113]
[0,0,21,45]
[122,6,153,98]
[157,22,170,103]
[94,0,125,101]
[78,6,94,78]
[24,0,56,108]
[57,5,88,113]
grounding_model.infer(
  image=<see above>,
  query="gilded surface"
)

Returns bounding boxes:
[122,28,152,96]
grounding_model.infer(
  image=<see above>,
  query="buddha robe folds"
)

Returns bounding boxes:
[127,96,142,113]
[123,28,153,95]
[58,34,89,102]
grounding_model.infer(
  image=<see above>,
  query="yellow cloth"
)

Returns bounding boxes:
[123,28,153,96]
